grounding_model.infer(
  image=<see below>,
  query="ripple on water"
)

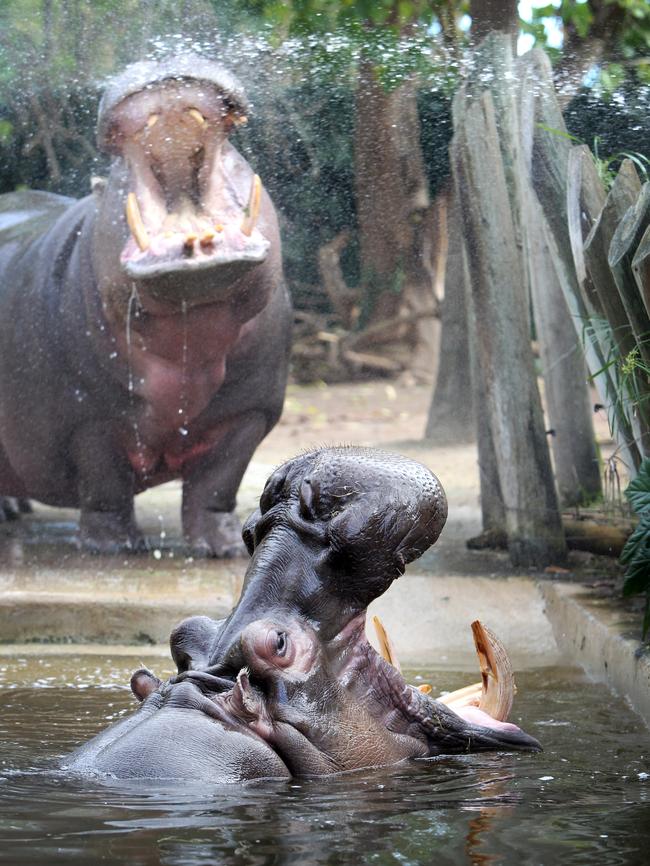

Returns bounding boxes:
[0,667,649,865]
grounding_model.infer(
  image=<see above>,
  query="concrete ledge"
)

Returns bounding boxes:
[0,593,231,645]
[541,581,650,726]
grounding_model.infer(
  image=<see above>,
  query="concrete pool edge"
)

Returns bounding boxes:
[540,581,650,728]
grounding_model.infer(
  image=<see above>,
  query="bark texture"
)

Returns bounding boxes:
[425,191,475,444]
[451,35,566,567]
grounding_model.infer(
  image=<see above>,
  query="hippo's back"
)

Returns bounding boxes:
[0,191,74,272]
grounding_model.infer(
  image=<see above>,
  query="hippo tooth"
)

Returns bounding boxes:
[437,681,482,709]
[240,174,262,237]
[472,619,516,722]
[125,192,150,252]
[183,234,197,256]
[146,113,159,129]
[371,614,401,672]
[188,108,207,126]
[437,620,515,723]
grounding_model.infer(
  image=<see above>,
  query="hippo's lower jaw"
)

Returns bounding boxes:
[103,77,269,287]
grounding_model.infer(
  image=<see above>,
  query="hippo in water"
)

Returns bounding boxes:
[0,55,291,556]
[64,448,541,781]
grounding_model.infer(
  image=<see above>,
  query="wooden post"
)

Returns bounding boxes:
[608,183,650,367]
[584,160,649,464]
[519,83,603,505]
[632,224,650,318]
[525,197,602,505]
[451,37,566,566]
[525,49,643,473]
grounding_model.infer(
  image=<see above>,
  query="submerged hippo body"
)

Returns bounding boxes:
[66,448,541,781]
[0,56,291,555]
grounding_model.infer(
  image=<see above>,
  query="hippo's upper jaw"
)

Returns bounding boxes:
[97,56,269,287]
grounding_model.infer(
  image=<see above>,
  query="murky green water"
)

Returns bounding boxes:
[0,661,649,865]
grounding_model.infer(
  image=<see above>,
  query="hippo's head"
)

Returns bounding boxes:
[169,447,540,769]
[94,55,273,308]
[204,446,448,672]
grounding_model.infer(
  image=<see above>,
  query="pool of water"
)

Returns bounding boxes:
[1,660,649,865]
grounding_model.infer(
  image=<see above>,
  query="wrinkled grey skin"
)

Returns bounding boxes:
[0,55,291,556]
[65,448,541,782]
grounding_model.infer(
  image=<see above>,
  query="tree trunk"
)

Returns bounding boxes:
[451,35,566,567]
[470,0,519,40]
[353,60,438,378]
[425,190,475,444]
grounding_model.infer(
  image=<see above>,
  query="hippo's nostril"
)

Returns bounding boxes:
[299,477,320,520]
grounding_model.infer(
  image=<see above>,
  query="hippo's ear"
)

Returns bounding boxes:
[130,668,162,702]
[242,508,261,555]
[170,615,224,673]
[325,486,447,604]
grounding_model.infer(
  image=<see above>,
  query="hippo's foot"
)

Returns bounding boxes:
[78,510,148,555]
[184,510,247,558]
[0,497,31,522]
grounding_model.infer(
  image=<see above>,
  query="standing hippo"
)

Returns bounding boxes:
[0,55,291,555]
[64,448,540,781]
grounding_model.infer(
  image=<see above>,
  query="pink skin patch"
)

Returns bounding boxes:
[453,705,523,733]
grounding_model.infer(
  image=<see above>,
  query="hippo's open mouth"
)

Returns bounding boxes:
[98,59,269,281]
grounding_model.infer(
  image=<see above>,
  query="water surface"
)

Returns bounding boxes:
[1,661,648,865]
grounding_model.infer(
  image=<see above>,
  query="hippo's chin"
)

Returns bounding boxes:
[123,242,270,306]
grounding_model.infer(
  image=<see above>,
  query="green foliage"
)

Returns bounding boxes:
[527,0,650,93]
[592,138,650,189]
[621,458,650,639]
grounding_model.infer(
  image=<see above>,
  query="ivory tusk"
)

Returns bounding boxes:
[436,621,515,722]
[125,192,149,252]
[472,620,516,722]
[371,615,401,672]
[241,174,262,237]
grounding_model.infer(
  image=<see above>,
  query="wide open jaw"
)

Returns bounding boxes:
[225,614,543,776]
[99,65,269,283]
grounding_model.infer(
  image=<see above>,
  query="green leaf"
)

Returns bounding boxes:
[622,545,650,596]
[625,458,650,515]
[621,512,650,565]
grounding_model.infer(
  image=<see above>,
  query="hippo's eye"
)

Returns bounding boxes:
[276,631,288,657]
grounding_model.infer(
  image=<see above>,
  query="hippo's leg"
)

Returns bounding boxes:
[181,411,267,557]
[73,423,146,553]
